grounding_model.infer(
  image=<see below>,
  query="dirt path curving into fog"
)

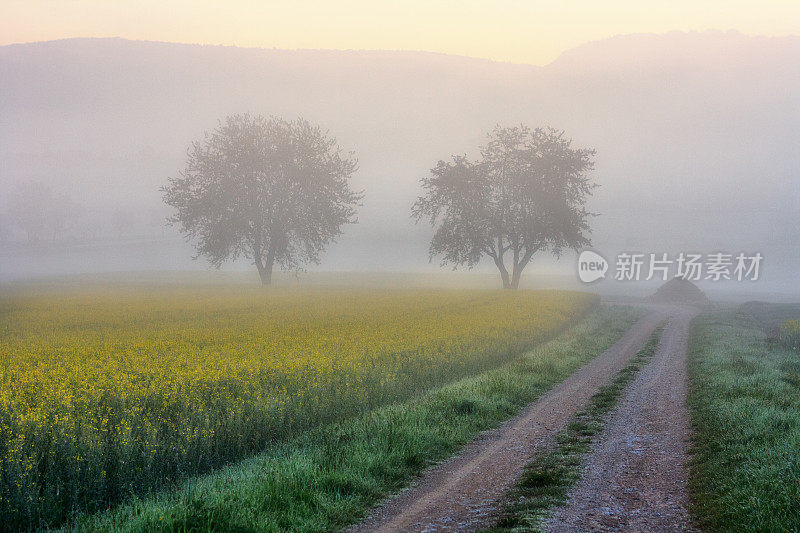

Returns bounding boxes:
[546,306,699,533]
[347,309,668,533]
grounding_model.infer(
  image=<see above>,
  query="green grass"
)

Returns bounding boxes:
[735,301,800,332]
[71,306,641,532]
[487,326,662,532]
[688,307,800,532]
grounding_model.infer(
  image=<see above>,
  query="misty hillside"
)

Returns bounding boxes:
[1,31,799,282]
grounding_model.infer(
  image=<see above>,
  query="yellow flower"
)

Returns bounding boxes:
[0,286,594,524]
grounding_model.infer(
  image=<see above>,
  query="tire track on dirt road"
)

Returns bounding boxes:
[546,306,699,533]
[347,309,668,533]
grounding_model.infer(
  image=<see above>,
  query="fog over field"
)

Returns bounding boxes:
[1,30,798,296]
[4,7,800,529]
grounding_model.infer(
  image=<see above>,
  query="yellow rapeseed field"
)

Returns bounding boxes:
[0,286,595,527]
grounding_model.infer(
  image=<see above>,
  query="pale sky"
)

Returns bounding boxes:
[1,0,799,65]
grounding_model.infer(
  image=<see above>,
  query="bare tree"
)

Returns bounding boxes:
[413,125,596,289]
[8,192,97,244]
[7,181,84,243]
[163,114,361,284]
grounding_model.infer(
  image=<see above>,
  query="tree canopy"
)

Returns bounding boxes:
[163,114,361,284]
[412,125,596,289]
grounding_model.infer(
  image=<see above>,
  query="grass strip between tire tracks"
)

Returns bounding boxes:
[487,325,664,532]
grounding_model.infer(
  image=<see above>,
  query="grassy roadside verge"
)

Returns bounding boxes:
[72,306,641,532]
[486,326,662,532]
[687,309,800,531]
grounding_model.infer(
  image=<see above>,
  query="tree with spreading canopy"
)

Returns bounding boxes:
[412,125,596,289]
[163,114,361,284]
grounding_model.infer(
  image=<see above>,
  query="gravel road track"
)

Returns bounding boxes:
[348,309,668,533]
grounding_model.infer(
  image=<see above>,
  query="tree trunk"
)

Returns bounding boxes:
[494,260,512,289]
[510,267,522,290]
[509,247,536,290]
[490,239,516,289]
[257,263,273,285]
[254,251,275,285]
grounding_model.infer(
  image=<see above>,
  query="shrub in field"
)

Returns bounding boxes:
[0,287,595,529]
[778,318,800,350]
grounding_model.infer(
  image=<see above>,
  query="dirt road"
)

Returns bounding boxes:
[348,309,668,533]
[546,306,698,532]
